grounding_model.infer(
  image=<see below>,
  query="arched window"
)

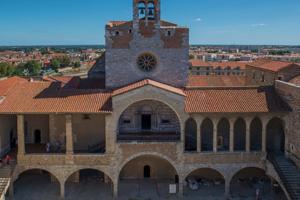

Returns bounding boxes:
[250,118,262,151]
[138,2,146,19]
[185,118,197,152]
[234,118,246,151]
[147,2,155,20]
[201,118,213,152]
[217,118,230,151]
[267,118,285,153]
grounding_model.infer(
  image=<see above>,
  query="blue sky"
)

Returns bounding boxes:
[0,0,299,45]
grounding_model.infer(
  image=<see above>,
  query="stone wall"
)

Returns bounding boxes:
[24,115,49,144]
[0,115,16,156]
[72,114,105,151]
[119,100,180,133]
[275,81,300,167]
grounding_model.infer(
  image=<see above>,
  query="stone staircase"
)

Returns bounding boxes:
[268,153,300,200]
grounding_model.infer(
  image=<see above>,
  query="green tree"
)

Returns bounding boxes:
[17,60,42,76]
[57,56,71,68]
[0,62,16,77]
[73,61,81,68]
[50,59,61,72]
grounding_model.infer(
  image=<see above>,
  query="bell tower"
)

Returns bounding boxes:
[103,0,189,89]
[133,0,161,29]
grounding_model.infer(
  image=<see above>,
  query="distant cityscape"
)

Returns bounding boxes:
[0,45,299,78]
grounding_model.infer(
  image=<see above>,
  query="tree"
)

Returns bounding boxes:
[57,56,71,68]
[50,59,60,72]
[73,61,81,68]
[17,60,42,76]
[0,62,15,77]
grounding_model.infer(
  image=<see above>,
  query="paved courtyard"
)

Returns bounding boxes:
[13,174,287,200]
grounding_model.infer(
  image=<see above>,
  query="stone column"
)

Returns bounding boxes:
[224,178,230,198]
[17,115,25,155]
[262,123,267,153]
[105,114,115,154]
[60,181,65,199]
[196,117,202,152]
[65,115,73,155]
[113,178,118,200]
[245,119,251,152]
[9,182,14,199]
[213,119,218,153]
[229,119,234,152]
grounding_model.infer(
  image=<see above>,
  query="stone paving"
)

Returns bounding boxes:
[13,175,287,200]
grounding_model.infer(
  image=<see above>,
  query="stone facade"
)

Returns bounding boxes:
[104,0,189,89]
[275,81,300,167]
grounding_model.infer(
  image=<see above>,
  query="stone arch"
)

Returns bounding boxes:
[217,118,230,151]
[185,118,197,152]
[13,167,60,183]
[118,153,179,199]
[116,98,183,134]
[118,99,181,141]
[184,167,226,197]
[266,117,285,153]
[229,167,287,199]
[201,118,213,152]
[250,117,262,151]
[65,168,114,199]
[64,167,114,184]
[234,117,246,151]
[119,152,179,176]
[13,168,61,199]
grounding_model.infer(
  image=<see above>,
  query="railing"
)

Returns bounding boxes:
[117,132,180,142]
[267,153,296,200]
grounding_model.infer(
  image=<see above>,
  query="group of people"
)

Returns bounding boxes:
[45,141,62,153]
[0,154,12,166]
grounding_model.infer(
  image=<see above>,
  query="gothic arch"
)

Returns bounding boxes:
[234,118,246,151]
[185,118,197,152]
[266,117,285,153]
[201,118,214,152]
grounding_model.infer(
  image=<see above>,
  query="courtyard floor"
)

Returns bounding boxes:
[12,175,287,200]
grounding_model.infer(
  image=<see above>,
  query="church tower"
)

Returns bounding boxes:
[103,0,189,89]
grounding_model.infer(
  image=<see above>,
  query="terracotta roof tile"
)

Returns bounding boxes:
[112,79,186,97]
[0,76,27,96]
[187,75,246,87]
[247,60,300,72]
[185,87,289,113]
[189,59,249,69]
[0,82,112,114]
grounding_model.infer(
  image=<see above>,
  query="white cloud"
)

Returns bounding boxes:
[251,23,266,27]
[195,18,203,22]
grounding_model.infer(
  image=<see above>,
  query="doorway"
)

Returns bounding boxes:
[34,130,42,144]
[141,114,151,130]
[144,165,151,178]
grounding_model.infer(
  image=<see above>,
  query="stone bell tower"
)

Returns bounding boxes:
[104,0,189,89]
[133,0,161,30]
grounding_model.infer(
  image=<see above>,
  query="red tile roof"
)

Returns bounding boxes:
[112,79,186,97]
[0,77,27,96]
[189,59,249,69]
[247,60,300,72]
[185,87,289,113]
[0,82,112,114]
[187,75,246,87]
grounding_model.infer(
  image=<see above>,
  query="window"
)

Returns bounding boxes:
[123,119,131,124]
[261,73,265,82]
[167,31,171,36]
[161,119,170,124]
[83,114,91,120]
[115,31,120,36]
[137,53,157,72]
[252,72,256,79]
